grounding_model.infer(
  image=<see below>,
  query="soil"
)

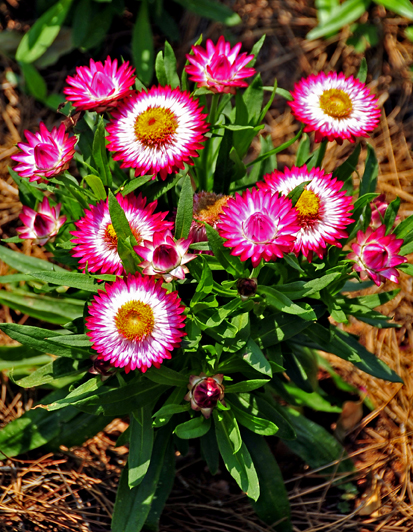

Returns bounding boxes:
[1,0,413,530]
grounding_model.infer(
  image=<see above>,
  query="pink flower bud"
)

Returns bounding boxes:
[370,194,400,229]
[347,225,407,286]
[185,36,256,94]
[135,230,196,283]
[17,197,66,245]
[185,373,225,418]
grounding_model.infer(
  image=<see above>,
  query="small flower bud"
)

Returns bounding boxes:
[88,355,115,381]
[236,277,257,300]
[185,373,225,418]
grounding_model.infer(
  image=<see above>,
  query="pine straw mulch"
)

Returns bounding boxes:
[1,0,413,530]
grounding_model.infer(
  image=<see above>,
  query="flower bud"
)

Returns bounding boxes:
[236,277,257,300]
[88,355,115,381]
[347,225,407,286]
[185,373,225,418]
[17,197,66,245]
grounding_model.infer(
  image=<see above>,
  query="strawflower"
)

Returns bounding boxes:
[64,57,136,112]
[17,197,66,245]
[136,230,196,282]
[11,122,76,182]
[185,373,225,418]
[289,72,380,143]
[106,85,208,180]
[347,225,407,286]
[71,193,172,275]
[86,274,186,373]
[218,187,300,267]
[185,36,255,94]
[258,166,353,261]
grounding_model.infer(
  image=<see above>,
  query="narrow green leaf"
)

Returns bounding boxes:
[307,0,371,40]
[129,407,154,488]
[247,34,265,67]
[132,0,154,86]
[174,416,211,439]
[29,271,99,292]
[19,62,47,101]
[119,175,153,196]
[174,175,194,239]
[240,338,272,377]
[84,174,107,200]
[375,0,413,19]
[258,286,317,321]
[0,245,66,274]
[205,223,244,277]
[16,0,73,63]
[359,143,378,197]
[173,0,241,25]
[242,429,292,531]
[200,427,220,475]
[383,197,401,234]
[225,379,270,394]
[356,57,368,83]
[112,427,171,532]
[287,180,312,206]
[247,126,303,167]
[145,365,188,386]
[228,400,278,436]
[164,41,180,88]
[16,358,89,387]
[92,116,111,187]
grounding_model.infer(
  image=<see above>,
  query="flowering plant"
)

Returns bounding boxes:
[1,38,412,531]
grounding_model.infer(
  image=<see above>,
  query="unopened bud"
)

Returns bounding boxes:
[89,355,115,381]
[185,373,225,418]
[236,277,257,300]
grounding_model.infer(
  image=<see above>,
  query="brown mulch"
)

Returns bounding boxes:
[1,0,413,530]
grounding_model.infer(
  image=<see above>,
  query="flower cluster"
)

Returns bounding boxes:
[10,38,408,411]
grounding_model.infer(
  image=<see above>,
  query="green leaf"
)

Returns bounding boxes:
[305,324,403,382]
[383,197,401,234]
[155,50,167,86]
[247,126,303,167]
[205,224,244,277]
[145,365,188,386]
[258,286,317,321]
[19,62,47,101]
[332,143,361,184]
[375,0,413,19]
[296,134,311,167]
[163,41,180,88]
[92,116,111,187]
[48,378,168,415]
[225,378,270,394]
[247,34,265,67]
[281,408,353,474]
[174,175,194,239]
[240,338,272,377]
[0,387,79,457]
[29,271,100,292]
[0,290,85,325]
[112,427,171,532]
[394,214,413,241]
[250,394,296,440]
[306,139,327,170]
[46,334,92,348]
[132,0,154,86]
[15,0,73,63]
[242,429,292,531]
[0,245,66,274]
[108,190,135,242]
[84,174,107,200]
[174,416,211,439]
[359,143,378,197]
[214,410,260,501]
[356,57,368,83]
[200,427,220,475]
[228,399,278,436]
[119,175,153,196]
[276,272,340,300]
[217,409,242,453]
[0,323,91,359]
[307,0,371,40]
[129,407,154,488]
[152,404,190,420]
[173,0,241,25]
[287,180,312,206]
[16,357,88,387]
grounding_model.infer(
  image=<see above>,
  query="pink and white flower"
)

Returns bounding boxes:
[71,193,172,275]
[185,373,225,418]
[63,57,136,112]
[106,85,208,180]
[185,36,256,94]
[258,166,353,261]
[136,230,196,282]
[17,197,66,245]
[347,225,407,286]
[86,274,186,373]
[11,123,76,182]
[289,72,380,143]
[217,187,300,267]
[369,194,400,230]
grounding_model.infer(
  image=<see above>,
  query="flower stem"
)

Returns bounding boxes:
[197,94,221,192]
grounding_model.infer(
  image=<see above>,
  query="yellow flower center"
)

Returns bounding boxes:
[115,300,155,341]
[105,223,118,249]
[295,189,320,224]
[194,193,230,225]
[135,106,178,148]
[319,89,353,119]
